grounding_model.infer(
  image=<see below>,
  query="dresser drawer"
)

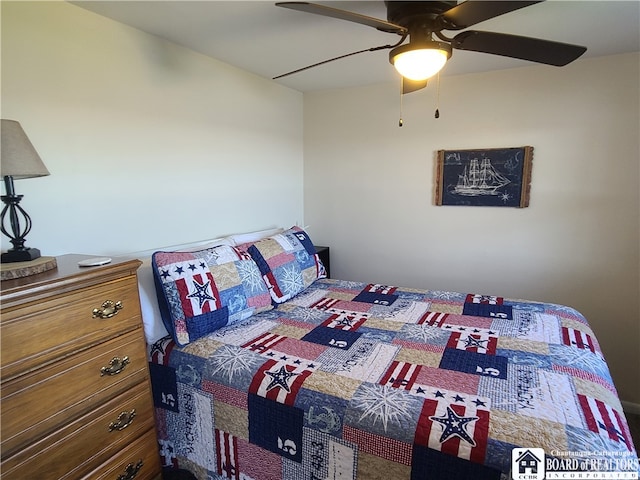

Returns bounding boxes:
[83,428,162,480]
[1,275,142,380]
[1,329,148,457]
[1,381,156,479]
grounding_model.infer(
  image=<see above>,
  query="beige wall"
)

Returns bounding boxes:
[1,1,304,256]
[304,53,640,407]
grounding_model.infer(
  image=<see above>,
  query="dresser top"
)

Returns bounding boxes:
[1,254,142,308]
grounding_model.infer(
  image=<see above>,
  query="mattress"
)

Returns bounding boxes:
[148,277,639,479]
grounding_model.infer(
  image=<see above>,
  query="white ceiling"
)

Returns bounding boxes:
[73,1,640,92]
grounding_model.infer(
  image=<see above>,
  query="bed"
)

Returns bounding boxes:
[140,227,638,480]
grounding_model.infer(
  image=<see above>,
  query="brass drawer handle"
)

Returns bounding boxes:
[100,356,130,376]
[92,300,123,319]
[117,460,143,480]
[108,409,136,432]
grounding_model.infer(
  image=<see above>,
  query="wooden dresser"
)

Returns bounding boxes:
[1,255,161,480]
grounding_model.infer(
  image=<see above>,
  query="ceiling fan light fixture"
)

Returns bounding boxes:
[390,41,452,81]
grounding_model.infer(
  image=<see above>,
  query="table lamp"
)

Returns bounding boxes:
[1,119,50,263]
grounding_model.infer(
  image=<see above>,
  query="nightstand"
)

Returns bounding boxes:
[0,254,161,479]
[314,245,330,278]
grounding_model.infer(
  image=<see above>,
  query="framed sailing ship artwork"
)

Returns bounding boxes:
[435,146,534,207]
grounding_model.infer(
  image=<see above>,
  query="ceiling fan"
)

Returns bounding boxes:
[274,1,587,93]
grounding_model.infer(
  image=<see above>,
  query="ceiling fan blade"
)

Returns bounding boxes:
[440,1,543,30]
[276,2,406,34]
[273,44,397,80]
[452,31,587,66]
[403,78,428,94]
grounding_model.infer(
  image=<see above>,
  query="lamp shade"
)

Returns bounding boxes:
[1,120,50,179]
[390,41,452,81]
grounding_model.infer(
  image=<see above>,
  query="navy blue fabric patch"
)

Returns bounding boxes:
[247,245,271,276]
[152,265,179,342]
[186,307,229,340]
[291,229,316,256]
[439,348,508,379]
[248,394,304,463]
[463,303,513,320]
[352,291,398,306]
[302,326,361,350]
[149,362,179,412]
[411,444,501,480]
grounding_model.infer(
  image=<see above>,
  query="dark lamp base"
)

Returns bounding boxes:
[1,247,42,263]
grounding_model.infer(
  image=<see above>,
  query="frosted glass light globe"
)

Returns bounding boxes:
[392,48,449,81]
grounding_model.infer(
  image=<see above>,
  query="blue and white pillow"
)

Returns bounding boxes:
[152,245,272,346]
[242,226,326,303]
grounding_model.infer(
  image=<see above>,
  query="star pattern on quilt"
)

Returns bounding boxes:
[149,340,168,359]
[443,325,496,335]
[158,439,176,467]
[429,406,479,446]
[149,276,636,479]
[268,355,317,370]
[336,317,356,328]
[472,398,487,407]
[187,279,216,308]
[265,365,300,392]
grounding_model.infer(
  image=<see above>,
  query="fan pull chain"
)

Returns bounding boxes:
[434,72,441,119]
[399,77,404,127]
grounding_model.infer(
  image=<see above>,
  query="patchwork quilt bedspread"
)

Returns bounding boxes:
[149,278,638,479]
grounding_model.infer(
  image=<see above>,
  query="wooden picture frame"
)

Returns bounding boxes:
[435,146,534,208]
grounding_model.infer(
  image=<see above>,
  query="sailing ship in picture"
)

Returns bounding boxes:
[454,157,511,196]
[436,146,533,208]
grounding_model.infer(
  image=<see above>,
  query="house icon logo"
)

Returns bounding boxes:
[511,448,545,480]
